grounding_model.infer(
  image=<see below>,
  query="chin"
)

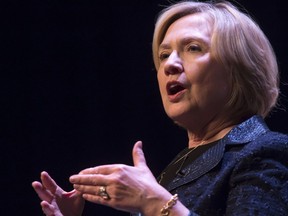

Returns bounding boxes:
[172,120,187,129]
[167,109,202,131]
[166,112,190,128]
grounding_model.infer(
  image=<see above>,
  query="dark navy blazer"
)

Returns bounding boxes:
[163,115,288,216]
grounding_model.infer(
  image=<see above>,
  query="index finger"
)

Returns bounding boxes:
[79,164,122,175]
[69,174,108,186]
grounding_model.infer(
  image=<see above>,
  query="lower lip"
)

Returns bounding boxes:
[168,89,186,102]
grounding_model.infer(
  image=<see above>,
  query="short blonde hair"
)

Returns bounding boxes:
[152,1,279,118]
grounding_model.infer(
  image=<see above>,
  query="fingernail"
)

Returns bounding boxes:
[69,176,76,182]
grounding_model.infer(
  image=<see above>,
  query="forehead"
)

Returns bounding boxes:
[162,13,212,44]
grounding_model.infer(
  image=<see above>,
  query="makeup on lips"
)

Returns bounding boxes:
[166,80,187,102]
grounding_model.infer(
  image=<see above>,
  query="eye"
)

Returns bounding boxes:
[187,44,202,52]
[159,52,170,61]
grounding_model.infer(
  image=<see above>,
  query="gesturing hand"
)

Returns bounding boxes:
[32,171,85,216]
[69,141,171,215]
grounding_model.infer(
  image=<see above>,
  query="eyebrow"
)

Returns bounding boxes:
[159,43,171,51]
[159,36,209,51]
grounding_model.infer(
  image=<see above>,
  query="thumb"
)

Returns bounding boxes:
[132,141,147,168]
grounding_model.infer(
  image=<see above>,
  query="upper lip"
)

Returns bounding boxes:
[166,80,186,95]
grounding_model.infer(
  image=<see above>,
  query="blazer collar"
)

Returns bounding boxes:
[165,115,269,192]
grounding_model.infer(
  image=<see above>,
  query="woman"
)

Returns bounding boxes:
[32,1,288,215]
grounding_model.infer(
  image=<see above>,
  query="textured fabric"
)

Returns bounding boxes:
[132,115,288,215]
[159,141,219,188]
[162,115,288,216]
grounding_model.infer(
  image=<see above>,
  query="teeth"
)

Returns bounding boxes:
[169,84,184,95]
[170,84,178,89]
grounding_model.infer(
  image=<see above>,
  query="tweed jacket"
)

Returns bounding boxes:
[161,115,288,216]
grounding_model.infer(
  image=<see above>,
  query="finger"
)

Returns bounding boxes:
[82,193,110,206]
[73,184,101,196]
[40,201,58,216]
[79,165,118,175]
[69,174,108,186]
[32,181,54,202]
[132,141,147,168]
[63,189,79,198]
[40,171,59,194]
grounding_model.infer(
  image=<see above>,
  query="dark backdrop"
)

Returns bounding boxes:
[1,0,287,215]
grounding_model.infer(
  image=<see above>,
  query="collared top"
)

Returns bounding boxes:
[132,115,288,216]
[162,115,288,215]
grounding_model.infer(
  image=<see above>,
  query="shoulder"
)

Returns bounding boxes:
[224,115,288,158]
[227,130,288,175]
[225,132,288,216]
[222,129,288,175]
[245,130,288,154]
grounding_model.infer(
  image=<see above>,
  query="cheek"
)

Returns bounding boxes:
[209,72,231,104]
[194,63,231,105]
[157,72,165,91]
[216,67,231,97]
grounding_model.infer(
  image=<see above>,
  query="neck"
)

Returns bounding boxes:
[187,123,235,148]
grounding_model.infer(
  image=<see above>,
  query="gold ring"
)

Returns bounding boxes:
[98,186,110,200]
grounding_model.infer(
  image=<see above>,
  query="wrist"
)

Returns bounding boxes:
[160,194,178,215]
[139,194,166,215]
[160,194,190,216]
[140,191,189,216]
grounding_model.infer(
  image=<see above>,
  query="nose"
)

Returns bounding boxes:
[164,51,183,76]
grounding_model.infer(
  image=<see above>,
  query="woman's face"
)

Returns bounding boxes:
[157,14,231,130]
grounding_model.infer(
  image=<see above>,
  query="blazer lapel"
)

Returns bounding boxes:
[166,139,226,191]
[165,115,269,192]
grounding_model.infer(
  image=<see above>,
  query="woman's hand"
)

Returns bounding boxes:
[32,171,85,216]
[69,141,172,215]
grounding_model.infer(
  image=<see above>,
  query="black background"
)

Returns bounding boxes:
[2,0,288,215]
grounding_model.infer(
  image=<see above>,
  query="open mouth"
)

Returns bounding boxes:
[166,81,185,95]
